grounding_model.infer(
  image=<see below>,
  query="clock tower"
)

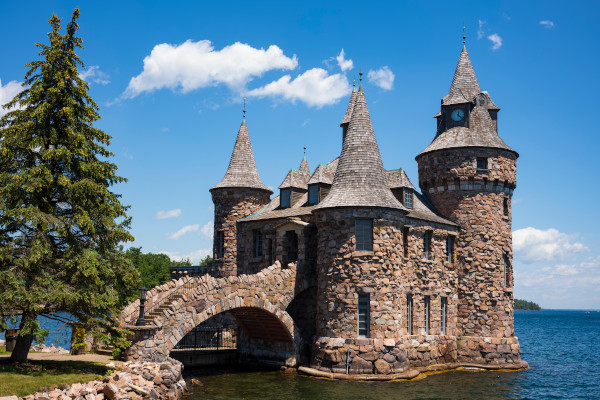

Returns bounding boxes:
[416,45,520,353]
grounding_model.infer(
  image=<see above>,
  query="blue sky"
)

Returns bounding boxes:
[1,1,599,309]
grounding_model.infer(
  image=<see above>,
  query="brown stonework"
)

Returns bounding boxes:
[211,187,270,277]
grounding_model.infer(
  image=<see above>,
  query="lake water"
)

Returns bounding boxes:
[184,310,600,400]
[0,313,73,349]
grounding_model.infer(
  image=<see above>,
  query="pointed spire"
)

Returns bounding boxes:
[358,70,363,92]
[317,88,405,210]
[340,90,358,126]
[299,147,310,173]
[211,120,271,192]
[442,46,481,105]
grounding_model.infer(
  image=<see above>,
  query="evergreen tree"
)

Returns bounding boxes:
[0,9,138,362]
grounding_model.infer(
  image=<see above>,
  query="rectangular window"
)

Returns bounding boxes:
[358,293,370,338]
[446,235,454,264]
[253,230,263,258]
[477,157,488,169]
[441,297,447,335]
[280,189,291,208]
[503,197,509,216]
[403,189,413,209]
[503,253,509,287]
[423,231,432,260]
[403,227,409,258]
[308,184,320,205]
[355,219,373,252]
[407,293,413,335]
[217,231,225,259]
[424,295,430,334]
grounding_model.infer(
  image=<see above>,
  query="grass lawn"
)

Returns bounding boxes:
[0,358,108,397]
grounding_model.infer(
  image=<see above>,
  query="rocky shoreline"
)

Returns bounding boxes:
[0,358,186,400]
[0,340,70,355]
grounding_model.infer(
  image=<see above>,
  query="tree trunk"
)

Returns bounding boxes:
[10,314,35,362]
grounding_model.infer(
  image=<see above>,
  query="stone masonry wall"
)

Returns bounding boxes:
[417,148,518,340]
[211,188,271,277]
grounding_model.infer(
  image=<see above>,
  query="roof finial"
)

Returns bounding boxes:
[358,70,363,92]
[243,96,246,119]
[462,23,466,45]
[303,146,306,157]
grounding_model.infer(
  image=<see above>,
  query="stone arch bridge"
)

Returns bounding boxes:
[120,263,312,364]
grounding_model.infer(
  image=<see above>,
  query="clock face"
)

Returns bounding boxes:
[451,108,464,122]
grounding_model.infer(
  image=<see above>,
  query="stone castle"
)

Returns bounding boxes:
[122,44,526,377]
[206,44,524,374]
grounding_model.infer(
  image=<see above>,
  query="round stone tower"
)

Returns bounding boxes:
[416,46,519,340]
[210,120,272,277]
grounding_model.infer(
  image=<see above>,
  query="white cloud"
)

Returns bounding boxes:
[336,49,353,72]
[160,248,212,264]
[367,66,395,90]
[200,221,213,241]
[487,34,503,50]
[478,20,487,39]
[247,68,351,108]
[124,40,298,98]
[0,78,23,117]
[155,209,182,220]
[167,224,199,240]
[79,65,110,85]
[539,20,555,29]
[513,227,589,264]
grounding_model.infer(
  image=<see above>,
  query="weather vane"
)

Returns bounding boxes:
[359,70,363,83]
[243,97,246,119]
[463,23,466,44]
[304,146,307,157]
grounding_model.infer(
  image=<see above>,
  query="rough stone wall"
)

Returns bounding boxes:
[417,148,517,339]
[211,188,271,277]
[313,207,459,340]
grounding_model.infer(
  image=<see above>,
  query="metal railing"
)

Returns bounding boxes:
[173,326,237,350]
[133,276,195,324]
[169,262,217,280]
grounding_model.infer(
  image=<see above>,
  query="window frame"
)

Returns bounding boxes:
[423,230,432,260]
[355,219,373,252]
[358,292,370,338]
[424,295,430,334]
[217,231,225,259]
[253,229,263,258]
[446,235,454,264]
[403,188,413,209]
[503,253,509,287]
[441,297,447,335]
[476,157,488,170]
[407,293,413,335]
[308,184,320,205]
[280,188,291,208]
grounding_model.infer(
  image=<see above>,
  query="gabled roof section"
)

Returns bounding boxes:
[317,89,405,210]
[211,121,271,192]
[442,46,481,106]
[307,163,336,185]
[340,90,358,126]
[418,106,518,157]
[386,169,415,190]
[278,169,311,190]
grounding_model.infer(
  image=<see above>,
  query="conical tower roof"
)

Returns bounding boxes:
[299,156,310,173]
[317,88,405,210]
[340,89,358,126]
[442,46,481,105]
[211,121,271,192]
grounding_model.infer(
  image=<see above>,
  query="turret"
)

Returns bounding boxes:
[416,46,519,340]
[210,119,272,277]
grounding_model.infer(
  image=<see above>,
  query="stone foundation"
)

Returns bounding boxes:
[311,334,522,375]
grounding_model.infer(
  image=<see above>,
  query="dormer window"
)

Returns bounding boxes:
[280,188,291,208]
[403,189,413,209]
[308,184,320,205]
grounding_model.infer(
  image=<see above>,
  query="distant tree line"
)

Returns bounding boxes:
[514,299,542,310]
[125,247,212,299]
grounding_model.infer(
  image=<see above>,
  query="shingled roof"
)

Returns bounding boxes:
[418,106,518,157]
[340,88,357,126]
[386,169,415,190]
[442,46,481,106]
[307,163,336,185]
[278,169,311,190]
[299,156,310,173]
[211,121,272,192]
[316,88,405,210]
